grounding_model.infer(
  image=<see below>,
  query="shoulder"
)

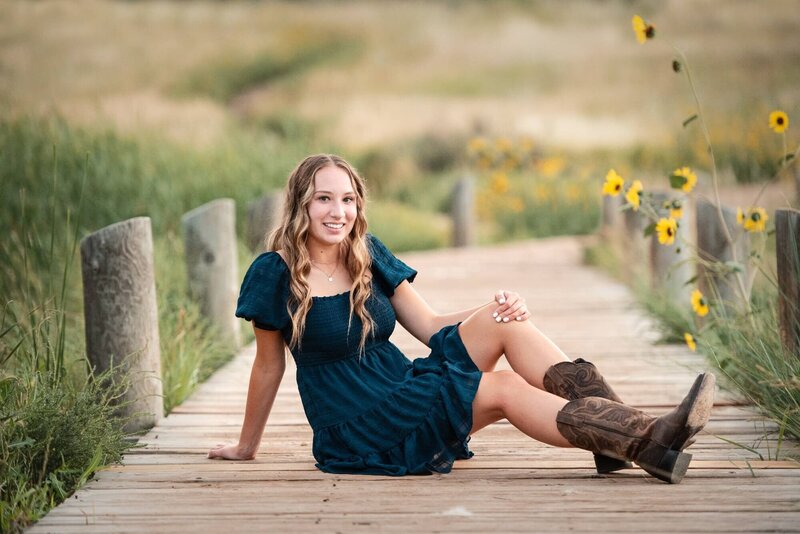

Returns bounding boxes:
[365,233,391,258]
[241,251,290,290]
[249,250,289,273]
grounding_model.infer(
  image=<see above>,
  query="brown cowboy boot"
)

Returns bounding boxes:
[543,358,632,473]
[555,372,716,484]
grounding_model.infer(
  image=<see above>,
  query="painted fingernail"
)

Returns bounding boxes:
[492,312,498,318]
[495,316,501,323]
[498,298,506,304]
[516,316,522,321]
[503,317,509,323]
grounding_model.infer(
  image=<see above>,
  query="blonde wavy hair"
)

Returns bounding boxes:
[267,154,375,353]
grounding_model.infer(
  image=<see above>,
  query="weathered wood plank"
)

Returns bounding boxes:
[29,237,800,533]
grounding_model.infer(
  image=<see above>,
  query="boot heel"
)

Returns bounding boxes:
[594,453,631,474]
[639,448,692,484]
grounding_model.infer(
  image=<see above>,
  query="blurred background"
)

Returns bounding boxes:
[2,0,799,251]
[3,5,800,528]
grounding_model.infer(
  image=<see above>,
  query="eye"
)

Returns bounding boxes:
[343,197,355,204]
[317,195,330,201]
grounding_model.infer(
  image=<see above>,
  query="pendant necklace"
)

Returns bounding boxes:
[311,260,338,282]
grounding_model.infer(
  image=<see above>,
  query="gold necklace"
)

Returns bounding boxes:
[310,260,339,282]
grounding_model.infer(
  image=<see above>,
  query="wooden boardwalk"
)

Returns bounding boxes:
[31,237,800,533]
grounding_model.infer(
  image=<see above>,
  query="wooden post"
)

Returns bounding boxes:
[695,199,751,306]
[81,217,163,433]
[794,161,800,210]
[246,192,283,254]
[622,206,648,279]
[182,199,241,351]
[649,192,694,303]
[452,176,475,247]
[600,194,623,240]
[776,208,800,355]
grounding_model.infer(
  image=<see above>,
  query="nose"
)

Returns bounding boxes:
[329,200,345,218]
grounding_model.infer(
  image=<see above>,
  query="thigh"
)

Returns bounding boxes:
[469,370,511,435]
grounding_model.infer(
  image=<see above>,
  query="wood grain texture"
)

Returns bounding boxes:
[776,208,800,355]
[37,236,800,533]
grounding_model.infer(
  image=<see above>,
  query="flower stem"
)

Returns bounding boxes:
[673,45,751,311]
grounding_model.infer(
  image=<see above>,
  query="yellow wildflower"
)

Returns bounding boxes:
[565,183,582,201]
[672,167,697,193]
[519,136,535,153]
[737,207,769,233]
[490,172,510,194]
[478,156,492,170]
[534,184,551,202]
[468,137,488,154]
[508,196,525,213]
[691,289,709,317]
[655,217,677,245]
[602,169,625,197]
[684,333,696,352]
[664,199,683,219]
[625,180,643,211]
[537,157,566,177]
[632,15,655,44]
[769,110,789,134]
[494,137,513,153]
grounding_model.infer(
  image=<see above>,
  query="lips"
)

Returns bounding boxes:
[323,222,345,230]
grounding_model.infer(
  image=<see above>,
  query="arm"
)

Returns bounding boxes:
[390,281,529,347]
[207,324,286,460]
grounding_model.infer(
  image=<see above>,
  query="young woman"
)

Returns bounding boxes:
[207,154,715,484]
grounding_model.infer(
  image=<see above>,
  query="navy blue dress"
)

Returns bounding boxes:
[235,234,482,475]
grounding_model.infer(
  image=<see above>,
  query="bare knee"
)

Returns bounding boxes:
[487,370,529,414]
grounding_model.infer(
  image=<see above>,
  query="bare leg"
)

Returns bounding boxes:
[470,370,571,447]
[458,305,569,388]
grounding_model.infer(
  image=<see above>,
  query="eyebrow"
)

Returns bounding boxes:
[314,190,355,194]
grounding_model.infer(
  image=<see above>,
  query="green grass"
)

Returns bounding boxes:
[173,37,363,103]
[585,238,800,447]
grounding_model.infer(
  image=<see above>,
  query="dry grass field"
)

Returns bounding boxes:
[2,0,799,151]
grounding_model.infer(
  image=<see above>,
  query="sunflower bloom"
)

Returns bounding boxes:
[691,289,709,317]
[737,207,769,233]
[664,199,683,219]
[602,169,625,197]
[684,333,696,352]
[468,137,488,154]
[632,15,655,44]
[672,167,697,193]
[656,217,678,245]
[769,110,789,134]
[625,180,643,211]
[490,172,509,194]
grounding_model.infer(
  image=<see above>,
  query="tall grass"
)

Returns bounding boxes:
[584,239,800,446]
[0,115,458,529]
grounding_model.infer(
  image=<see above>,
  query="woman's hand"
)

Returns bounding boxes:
[492,289,530,323]
[207,442,256,461]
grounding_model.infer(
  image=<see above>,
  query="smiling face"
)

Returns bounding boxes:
[305,165,358,251]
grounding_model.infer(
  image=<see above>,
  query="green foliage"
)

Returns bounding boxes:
[154,233,234,413]
[174,38,362,102]
[699,292,800,445]
[368,200,450,252]
[0,369,130,532]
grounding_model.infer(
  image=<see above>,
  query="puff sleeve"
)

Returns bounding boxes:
[367,234,417,296]
[235,252,291,331]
